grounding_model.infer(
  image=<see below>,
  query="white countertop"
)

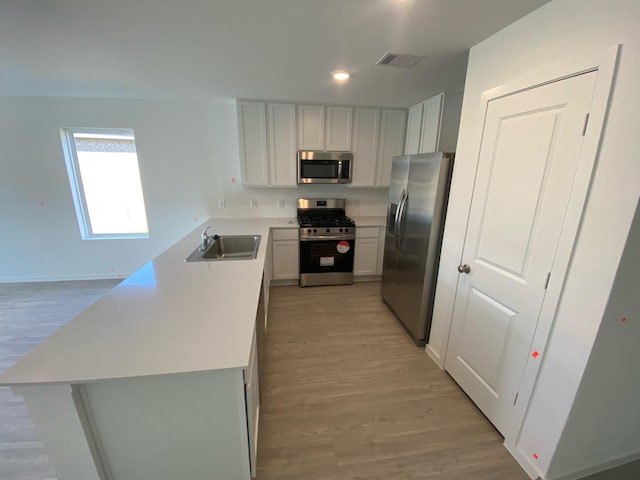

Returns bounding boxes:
[0,218,293,386]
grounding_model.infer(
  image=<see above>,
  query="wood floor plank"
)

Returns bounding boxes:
[256,282,528,480]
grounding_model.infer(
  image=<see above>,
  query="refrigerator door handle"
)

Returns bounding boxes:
[397,191,408,251]
[394,188,406,241]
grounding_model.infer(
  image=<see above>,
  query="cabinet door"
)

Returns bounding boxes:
[376,109,407,187]
[404,103,423,155]
[245,329,259,477]
[268,103,297,186]
[272,240,299,280]
[298,105,324,150]
[325,106,353,151]
[350,108,380,187]
[418,94,443,153]
[237,101,269,186]
[355,237,379,276]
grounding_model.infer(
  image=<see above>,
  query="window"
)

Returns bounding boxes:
[61,128,149,239]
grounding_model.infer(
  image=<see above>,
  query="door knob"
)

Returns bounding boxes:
[457,264,471,274]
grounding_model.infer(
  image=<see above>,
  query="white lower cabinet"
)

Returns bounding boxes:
[271,229,299,281]
[244,329,260,477]
[355,227,382,277]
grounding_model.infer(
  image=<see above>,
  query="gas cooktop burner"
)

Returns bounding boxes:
[298,214,356,228]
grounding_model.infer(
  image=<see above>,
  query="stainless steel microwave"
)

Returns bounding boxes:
[297,151,352,184]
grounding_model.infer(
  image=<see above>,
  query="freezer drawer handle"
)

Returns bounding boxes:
[457,264,471,274]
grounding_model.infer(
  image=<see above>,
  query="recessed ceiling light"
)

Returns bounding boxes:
[332,71,350,82]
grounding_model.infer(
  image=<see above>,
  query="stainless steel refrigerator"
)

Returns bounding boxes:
[381,152,454,346]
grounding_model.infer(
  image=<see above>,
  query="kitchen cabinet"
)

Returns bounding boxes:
[355,227,382,277]
[405,103,423,155]
[268,103,297,186]
[245,328,260,477]
[237,101,269,185]
[375,109,407,187]
[351,108,406,188]
[404,92,463,155]
[237,101,297,187]
[271,229,299,282]
[298,105,352,151]
[351,108,380,187]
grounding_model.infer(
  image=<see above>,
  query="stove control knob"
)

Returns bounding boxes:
[344,228,349,233]
[307,229,312,234]
[326,228,330,233]
[313,229,317,233]
[339,228,343,233]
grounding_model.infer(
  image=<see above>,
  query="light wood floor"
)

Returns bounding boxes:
[257,282,529,480]
[0,280,121,480]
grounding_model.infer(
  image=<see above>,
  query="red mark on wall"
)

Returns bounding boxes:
[533,453,539,460]
[231,177,236,184]
[194,217,199,222]
[532,351,540,359]
[621,317,628,323]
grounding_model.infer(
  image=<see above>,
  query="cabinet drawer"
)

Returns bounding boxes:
[356,227,379,239]
[272,228,299,241]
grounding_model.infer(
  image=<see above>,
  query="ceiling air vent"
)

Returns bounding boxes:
[376,52,424,68]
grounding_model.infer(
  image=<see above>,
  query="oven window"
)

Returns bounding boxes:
[300,161,338,179]
[299,239,355,274]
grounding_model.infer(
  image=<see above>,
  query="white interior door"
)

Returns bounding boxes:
[444,71,597,435]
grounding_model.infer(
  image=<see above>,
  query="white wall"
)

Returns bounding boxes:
[547,199,640,478]
[0,97,388,281]
[427,0,640,478]
[0,96,218,281]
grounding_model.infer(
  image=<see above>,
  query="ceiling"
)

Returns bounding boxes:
[0,0,551,107]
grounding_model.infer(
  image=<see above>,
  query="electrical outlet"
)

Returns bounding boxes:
[278,199,285,208]
[250,199,258,208]
[218,199,226,208]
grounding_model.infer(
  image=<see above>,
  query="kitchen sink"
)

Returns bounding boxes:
[185,235,261,262]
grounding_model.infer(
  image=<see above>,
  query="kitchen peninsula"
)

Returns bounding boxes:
[0,218,294,480]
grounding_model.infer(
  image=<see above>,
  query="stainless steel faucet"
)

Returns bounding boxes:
[199,225,212,251]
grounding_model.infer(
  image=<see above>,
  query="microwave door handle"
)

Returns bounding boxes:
[337,160,343,182]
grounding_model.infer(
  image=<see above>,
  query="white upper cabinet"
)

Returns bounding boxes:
[268,103,297,186]
[405,103,423,155]
[297,105,325,150]
[238,100,406,187]
[237,100,297,187]
[405,92,463,155]
[237,101,269,186]
[351,108,406,188]
[351,108,380,187]
[298,105,353,151]
[419,94,443,153]
[325,106,353,151]
[376,109,407,187]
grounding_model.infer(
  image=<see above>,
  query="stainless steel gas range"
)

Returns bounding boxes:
[297,198,356,287]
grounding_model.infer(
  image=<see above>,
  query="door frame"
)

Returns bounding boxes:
[431,44,619,476]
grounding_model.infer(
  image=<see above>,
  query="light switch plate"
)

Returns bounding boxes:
[250,199,258,208]
[218,199,226,208]
[278,199,285,208]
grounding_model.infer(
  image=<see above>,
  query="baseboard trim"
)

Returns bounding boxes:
[425,344,444,369]
[353,275,381,283]
[0,272,128,283]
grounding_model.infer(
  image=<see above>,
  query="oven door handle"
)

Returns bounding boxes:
[300,235,355,241]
